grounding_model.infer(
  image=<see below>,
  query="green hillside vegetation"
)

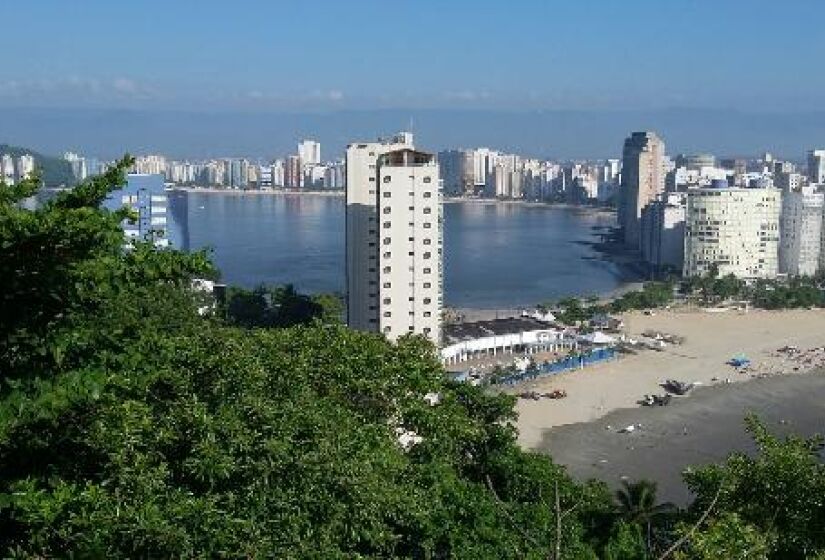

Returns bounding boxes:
[0,143,75,187]
[1,159,824,558]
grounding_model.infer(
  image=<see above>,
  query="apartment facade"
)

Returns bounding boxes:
[684,187,781,278]
[640,192,686,271]
[619,131,666,248]
[779,186,823,276]
[345,134,442,345]
[808,149,825,183]
[104,173,172,249]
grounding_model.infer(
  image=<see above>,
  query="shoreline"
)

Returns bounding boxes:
[445,197,615,213]
[170,187,618,216]
[170,187,344,196]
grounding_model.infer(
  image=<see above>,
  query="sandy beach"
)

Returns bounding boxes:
[515,308,825,450]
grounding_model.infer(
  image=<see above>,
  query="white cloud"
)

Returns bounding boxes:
[0,76,153,100]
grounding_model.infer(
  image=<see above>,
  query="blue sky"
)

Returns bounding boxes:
[3,0,824,112]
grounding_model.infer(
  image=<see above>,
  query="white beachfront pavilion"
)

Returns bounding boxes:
[440,317,576,366]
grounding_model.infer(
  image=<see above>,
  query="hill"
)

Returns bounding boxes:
[0,143,75,187]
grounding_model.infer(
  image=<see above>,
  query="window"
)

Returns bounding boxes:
[424,312,431,317]
[383,207,391,214]
[423,298,431,304]
[408,251,414,256]
[383,252,391,258]
[424,268,431,274]
[423,239,431,245]
[423,282,431,288]
[383,176,391,183]
[408,297,415,301]
[383,311,391,318]
[423,176,432,183]
[423,252,431,259]
[383,326,391,333]
[383,238,391,245]
[383,192,391,198]
[383,282,391,288]
[423,223,431,229]
[383,298,391,304]
[423,207,432,214]
[424,192,432,198]
[423,327,431,334]
[409,206,414,211]
[383,222,391,228]
[368,242,375,247]
[383,266,391,273]
[369,177,375,182]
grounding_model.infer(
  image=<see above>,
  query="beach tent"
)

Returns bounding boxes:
[580,331,616,345]
[727,355,751,367]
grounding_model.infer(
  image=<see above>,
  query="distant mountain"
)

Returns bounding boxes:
[0,143,75,187]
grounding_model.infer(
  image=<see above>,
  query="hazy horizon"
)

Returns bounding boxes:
[3,105,824,162]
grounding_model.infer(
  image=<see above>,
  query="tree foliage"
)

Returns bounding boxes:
[224,284,343,328]
[682,415,825,559]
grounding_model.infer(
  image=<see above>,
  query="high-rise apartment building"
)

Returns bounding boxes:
[619,131,666,247]
[780,185,823,276]
[684,185,781,278]
[808,149,825,184]
[16,154,35,182]
[1,154,16,185]
[298,140,321,166]
[345,133,442,345]
[640,192,686,271]
[284,155,302,188]
[104,174,173,249]
[437,150,473,196]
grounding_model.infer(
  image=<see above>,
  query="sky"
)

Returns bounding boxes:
[2,0,825,157]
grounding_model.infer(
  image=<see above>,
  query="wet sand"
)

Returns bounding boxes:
[535,371,825,505]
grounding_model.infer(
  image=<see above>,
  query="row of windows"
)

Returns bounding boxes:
[383,191,433,198]
[382,311,435,318]
[382,266,434,273]
[382,297,434,305]
[381,251,434,259]
[382,281,433,289]
[383,176,433,184]
[384,326,433,334]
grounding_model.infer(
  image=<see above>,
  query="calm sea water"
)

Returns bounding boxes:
[169,192,633,308]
